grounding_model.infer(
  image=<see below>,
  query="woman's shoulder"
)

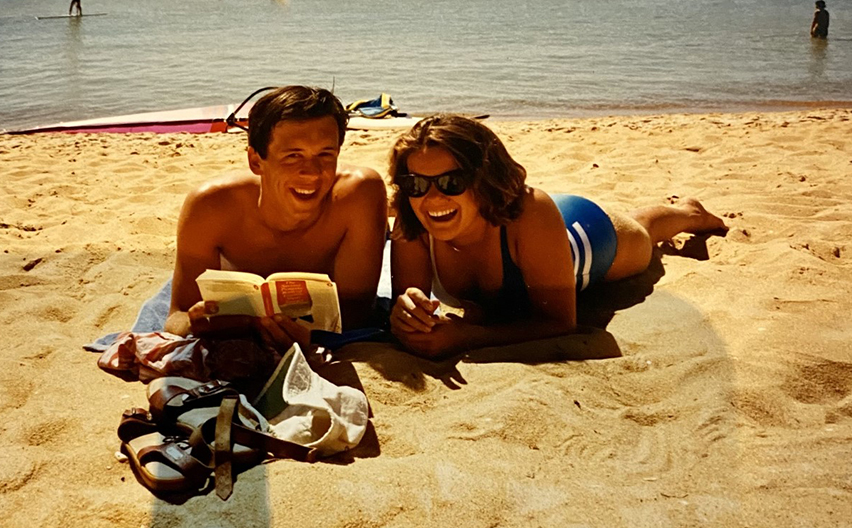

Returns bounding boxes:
[514,187,563,226]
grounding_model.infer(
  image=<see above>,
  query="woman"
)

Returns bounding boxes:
[389,115,726,358]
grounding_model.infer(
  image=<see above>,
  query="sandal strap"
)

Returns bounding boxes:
[148,380,238,423]
[136,438,213,487]
[117,408,157,443]
[214,395,237,500]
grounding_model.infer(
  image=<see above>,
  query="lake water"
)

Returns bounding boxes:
[1,0,851,130]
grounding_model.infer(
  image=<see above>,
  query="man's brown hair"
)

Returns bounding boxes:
[248,86,348,158]
[389,114,527,240]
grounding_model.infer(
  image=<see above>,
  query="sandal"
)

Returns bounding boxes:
[145,377,318,499]
[147,378,239,424]
[117,408,158,442]
[120,431,213,495]
[147,377,316,460]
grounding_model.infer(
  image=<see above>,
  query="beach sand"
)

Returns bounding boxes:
[1,108,851,527]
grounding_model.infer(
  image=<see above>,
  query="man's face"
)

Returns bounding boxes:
[249,115,341,227]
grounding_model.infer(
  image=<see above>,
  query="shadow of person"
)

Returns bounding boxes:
[334,342,468,391]
[576,247,666,328]
[337,233,721,391]
[576,232,721,328]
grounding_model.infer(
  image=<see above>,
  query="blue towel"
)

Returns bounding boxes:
[83,279,173,352]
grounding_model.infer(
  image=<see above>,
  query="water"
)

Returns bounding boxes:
[1,0,851,131]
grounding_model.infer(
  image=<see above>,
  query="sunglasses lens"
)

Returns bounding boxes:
[436,172,467,196]
[399,175,429,197]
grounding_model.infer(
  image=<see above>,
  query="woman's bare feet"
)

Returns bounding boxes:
[630,198,728,245]
[678,197,728,234]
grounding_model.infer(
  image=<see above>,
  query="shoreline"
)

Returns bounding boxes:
[474,100,852,122]
[5,100,852,135]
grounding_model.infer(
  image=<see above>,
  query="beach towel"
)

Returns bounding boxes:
[84,280,174,353]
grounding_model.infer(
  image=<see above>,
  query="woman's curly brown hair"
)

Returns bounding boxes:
[389,114,527,240]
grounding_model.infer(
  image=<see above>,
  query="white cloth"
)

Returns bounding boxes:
[262,344,369,456]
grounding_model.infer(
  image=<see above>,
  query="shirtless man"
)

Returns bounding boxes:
[164,86,387,349]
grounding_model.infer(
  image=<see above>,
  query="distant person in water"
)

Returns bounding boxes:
[69,0,82,16]
[811,1,829,39]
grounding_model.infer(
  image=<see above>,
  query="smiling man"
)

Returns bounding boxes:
[164,86,387,346]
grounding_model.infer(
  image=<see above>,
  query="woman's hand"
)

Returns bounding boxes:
[390,287,443,334]
[395,314,476,358]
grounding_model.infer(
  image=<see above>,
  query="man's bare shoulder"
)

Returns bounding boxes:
[188,173,260,204]
[332,163,387,205]
[179,173,260,230]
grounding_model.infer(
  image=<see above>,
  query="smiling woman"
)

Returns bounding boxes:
[387,114,727,358]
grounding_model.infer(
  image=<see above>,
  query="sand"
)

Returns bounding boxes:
[1,108,851,527]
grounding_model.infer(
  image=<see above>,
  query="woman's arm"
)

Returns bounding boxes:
[390,233,443,335]
[402,190,579,357]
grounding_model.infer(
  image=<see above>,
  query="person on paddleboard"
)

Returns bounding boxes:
[69,0,82,16]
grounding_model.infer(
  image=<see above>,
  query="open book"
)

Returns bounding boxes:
[195,269,342,332]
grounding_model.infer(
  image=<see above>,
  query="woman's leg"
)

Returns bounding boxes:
[605,198,727,281]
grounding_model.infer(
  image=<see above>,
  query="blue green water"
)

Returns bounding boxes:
[1,0,851,130]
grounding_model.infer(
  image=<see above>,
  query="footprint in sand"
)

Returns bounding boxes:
[25,418,71,447]
[782,357,852,406]
[0,449,40,493]
[731,388,791,427]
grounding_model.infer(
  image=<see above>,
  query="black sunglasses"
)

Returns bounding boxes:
[397,170,469,198]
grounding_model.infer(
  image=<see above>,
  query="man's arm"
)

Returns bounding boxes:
[164,185,228,336]
[331,169,388,330]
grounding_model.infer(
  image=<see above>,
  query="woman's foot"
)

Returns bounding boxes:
[678,197,728,234]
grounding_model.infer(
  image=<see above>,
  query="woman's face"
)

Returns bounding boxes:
[405,146,487,244]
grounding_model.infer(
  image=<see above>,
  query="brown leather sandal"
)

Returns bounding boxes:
[121,431,213,495]
[144,377,318,499]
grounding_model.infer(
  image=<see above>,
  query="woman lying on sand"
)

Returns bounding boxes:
[388,114,727,358]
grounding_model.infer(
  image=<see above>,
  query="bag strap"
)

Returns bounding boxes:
[230,417,318,463]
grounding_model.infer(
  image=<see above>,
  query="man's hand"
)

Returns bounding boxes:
[390,287,443,334]
[256,314,312,352]
[186,300,254,337]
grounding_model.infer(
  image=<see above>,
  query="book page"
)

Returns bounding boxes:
[196,269,266,317]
